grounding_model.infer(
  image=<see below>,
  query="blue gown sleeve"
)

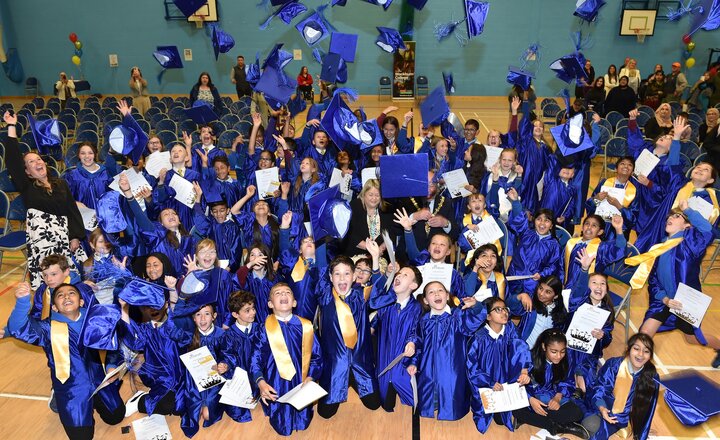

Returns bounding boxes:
[7,296,48,346]
[368,275,396,310]
[404,230,421,262]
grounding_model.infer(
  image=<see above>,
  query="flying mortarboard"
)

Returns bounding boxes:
[573,0,606,23]
[689,0,720,35]
[364,0,394,10]
[209,24,235,60]
[378,154,429,198]
[420,86,450,127]
[178,270,211,301]
[96,191,128,234]
[550,113,594,157]
[320,88,360,150]
[260,0,308,30]
[262,43,293,71]
[153,46,183,83]
[109,114,149,165]
[27,115,62,156]
[320,52,344,83]
[287,92,308,118]
[656,371,720,426]
[434,0,489,45]
[329,32,358,63]
[376,27,406,53]
[172,0,208,17]
[549,54,588,84]
[199,179,225,205]
[81,304,121,351]
[442,71,455,94]
[506,66,535,90]
[331,0,347,5]
[255,65,298,108]
[345,119,384,151]
[119,278,169,309]
[307,185,352,240]
[184,100,219,124]
[295,6,334,47]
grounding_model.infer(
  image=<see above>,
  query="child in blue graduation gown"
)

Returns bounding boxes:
[582,333,659,440]
[251,283,323,436]
[563,214,626,290]
[220,290,261,424]
[670,161,720,233]
[120,173,196,276]
[512,275,569,351]
[585,156,639,239]
[315,255,382,418]
[540,154,577,231]
[192,184,242,272]
[567,249,615,400]
[64,142,113,210]
[31,254,94,320]
[463,244,506,300]
[482,148,523,222]
[368,239,423,412]
[407,281,486,421]
[231,190,281,258]
[513,330,589,439]
[202,155,243,207]
[8,283,125,440]
[235,242,279,325]
[505,189,564,311]
[513,111,552,215]
[178,304,226,438]
[457,194,505,270]
[151,143,202,230]
[467,297,532,433]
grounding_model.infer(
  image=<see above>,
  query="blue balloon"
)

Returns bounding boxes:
[682,50,691,59]
[74,49,83,57]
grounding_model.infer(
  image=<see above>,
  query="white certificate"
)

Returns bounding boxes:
[473,286,493,302]
[496,187,512,221]
[361,167,378,187]
[505,274,535,281]
[566,303,611,353]
[77,204,97,231]
[442,169,472,198]
[484,145,504,170]
[634,149,660,178]
[168,174,196,208]
[462,217,504,250]
[479,382,529,414]
[415,262,454,297]
[179,346,226,392]
[561,288,571,312]
[536,172,545,201]
[132,414,172,440]
[330,168,352,197]
[255,167,280,200]
[688,196,714,221]
[145,151,172,178]
[91,363,128,397]
[595,185,626,218]
[382,229,396,291]
[671,282,712,328]
[277,381,328,410]
[109,168,152,197]
[219,367,258,409]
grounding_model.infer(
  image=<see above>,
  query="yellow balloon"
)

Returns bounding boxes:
[686,57,696,68]
[72,55,81,66]
[74,41,82,50]
[687,41,696,51]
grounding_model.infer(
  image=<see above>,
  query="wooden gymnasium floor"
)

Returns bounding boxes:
[0,95,718,439]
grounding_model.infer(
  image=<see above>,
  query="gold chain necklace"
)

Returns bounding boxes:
[410,196,445,234]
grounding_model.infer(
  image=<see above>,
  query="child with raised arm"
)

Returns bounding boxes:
[191,183,243,272]
[250,283,323,436]
[464,244,506,300]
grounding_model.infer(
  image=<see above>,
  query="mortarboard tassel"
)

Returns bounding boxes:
[434,16,464,41]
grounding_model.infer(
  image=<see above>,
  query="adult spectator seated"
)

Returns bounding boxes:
[702,109,720,172]
[700,108,719,144]
[643,71,666,109]
[297,66,313,101]
[644,103,673,140]
[619,58,641,95]
[603,64,619,95]
[189,72,223,114]
[584,77,606,116]
[604,76,637,117]
[55,72,76,110]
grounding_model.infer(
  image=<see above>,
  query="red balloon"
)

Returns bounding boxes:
[69,33,78,43]
[682,34,692,44]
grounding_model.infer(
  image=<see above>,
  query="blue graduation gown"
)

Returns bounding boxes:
[180,325,226,438]
[192,205,243,272]
[516,305,566,342]
[482,172,524,220]
[527,361,575,405]
[316,274,378,404]
[466,322,532,433]
[8,298,124,430]
[120,317,192,415]
[585,178,639,237]
[590,356,659,440]
[234,211,277,251]
[408,303,487,420]
[236,268,277,326]
[152,168,202,231]
[404,234,466,297]
[368,277,422,408]
[30,274,94,320]
[220,323,262,423]
[277,228,321,320]
[540,156,576,230]
[564,235,627,290]
[250,315,323,436]
[65,165,112,209]
[190,146,227,173]
[515,117,552,214]
[178,267,238,328]
[463,271,505,300]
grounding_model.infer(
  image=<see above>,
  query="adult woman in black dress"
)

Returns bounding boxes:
[340,179,393,257]
[604,76,637,117]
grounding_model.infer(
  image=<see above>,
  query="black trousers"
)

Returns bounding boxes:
[513,401,584,433]
[139,391,180,416]
[317,372,381,419]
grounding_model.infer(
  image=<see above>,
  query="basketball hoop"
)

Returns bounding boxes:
[633,28,647,44]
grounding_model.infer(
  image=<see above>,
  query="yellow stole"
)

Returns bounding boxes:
[264,315,315,381]
[51,321,71,383]
[672,182,720,224]
[604,178,636,207]
[463,212,503,266]
[41,275,72,320]
[625,237,684,289]
[363,285,372,301]
[333,289,358,349]
[611,358,635,440]
[413,137,424,154]
[478,271,505,300]
[290,257,307,282]
[565,238,601,280]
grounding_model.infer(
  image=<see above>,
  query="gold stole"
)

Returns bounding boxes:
[565,238,601,280]
[462,212,503,266]
[51,321,71,383]
[363,286,372,301]
[611,358,635,440]
[264,315,315,381]
[332,289,358,349]
[413,137,424,153]
[604,178,636,207]
[478,272,505,300]
[41,276,72,320]
[625,237,683,289]
[290,257,307,282]
[672,182,720,224]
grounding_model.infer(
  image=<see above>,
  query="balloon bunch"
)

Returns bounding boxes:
[68,33,83,66]
[681,33,696,68]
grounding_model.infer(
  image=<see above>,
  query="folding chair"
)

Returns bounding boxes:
[555,226,572,248]
[0,190,27,273]
[605,244,640,343]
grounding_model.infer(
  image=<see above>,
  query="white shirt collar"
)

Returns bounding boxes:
[235,322,252,333]
[199,324,215,336]
[274,314,293,323]
[485,323,505,339]
[396,295,411,310]
[430,305,451,316]
[202,144,216,152]
[151,317,167,328]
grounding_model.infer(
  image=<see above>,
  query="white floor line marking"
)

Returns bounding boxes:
[0,392,50,401]
[0,263,25,282]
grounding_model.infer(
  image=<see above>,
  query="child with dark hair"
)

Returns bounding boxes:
[457,194,504,269]
[235,242,278,325]
[514,275,569,348]
[32,254,94,320]
[464,244,506,300]
[191,183,243,272]
[586,156,638,239]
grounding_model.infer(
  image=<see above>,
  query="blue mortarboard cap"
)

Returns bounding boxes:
[262,43,293,71]
[442,71,455,94]
[329,32,358,63]
[307,185,352,240]
[260,0,308,30]
[364,0,394,10]
[119,278,168,308]
[656,371,720,425]
[153,46,183,69]
[346,119,384,151]
[689,0,719,34]
[408,0,429,10]
[550,113,594,157]
[178,270,213,303]
[506,66,534,90]
[376,27,406,53]
[379,154,429,198]
[549,54,588,84]
[320,88,360,150]
[247,54,261,88]
[184,101,219,124]
[210,24,235,60]
[172,0,208,17]
[199,179,225,204]
[295,10,331,46]
[357,106,367,121]
[96,191,128,234]
[108,114,149,165]
[27,115,62,155]
[270,0,292,5]
[81,304,121,350]
[321,52,342,83]
[255,65,298,107]
[331,0,347,5]
[465,0,490,39]
[420,86,450,127]
[307,103,324,121]
[574,0,606,23]
[287,92,307,118]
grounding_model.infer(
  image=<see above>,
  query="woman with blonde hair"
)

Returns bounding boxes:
[341,179,394,256]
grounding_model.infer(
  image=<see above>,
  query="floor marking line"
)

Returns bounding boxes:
[0,392,50,401]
